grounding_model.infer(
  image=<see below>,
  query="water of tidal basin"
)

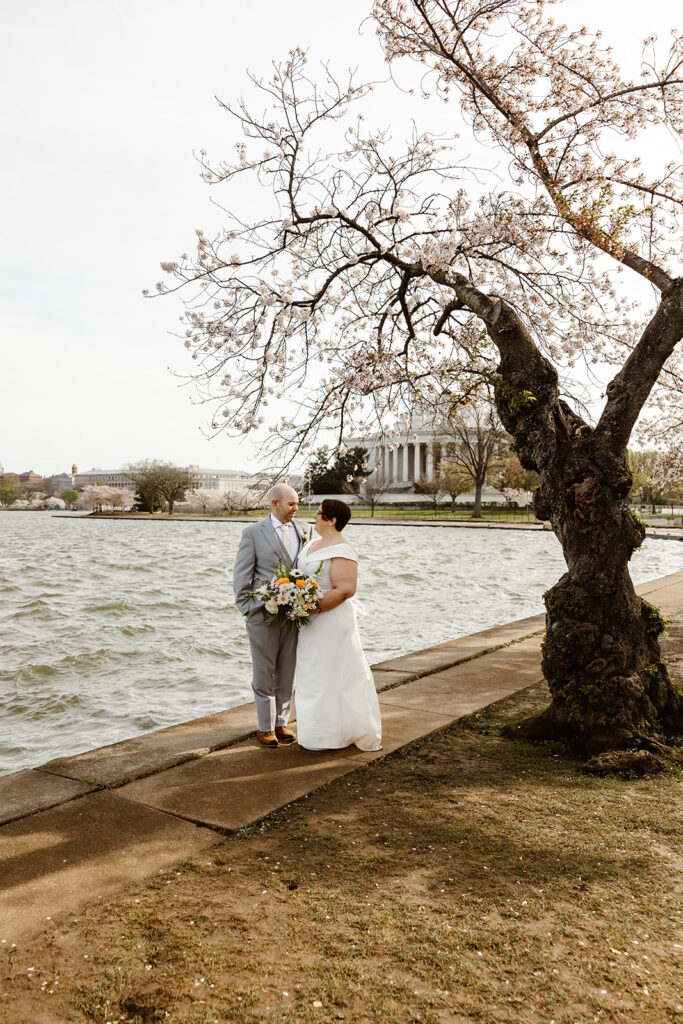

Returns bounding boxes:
[1,512,681,776]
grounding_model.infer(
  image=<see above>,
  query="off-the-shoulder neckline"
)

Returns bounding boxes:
[303,540,356,558]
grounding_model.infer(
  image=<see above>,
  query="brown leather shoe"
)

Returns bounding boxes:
[274,726,296,744]
[256,730,278,747]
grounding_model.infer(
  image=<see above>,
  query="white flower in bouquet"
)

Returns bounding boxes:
[248,557,322,632]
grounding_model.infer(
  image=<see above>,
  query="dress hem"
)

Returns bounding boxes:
[298,742,382,752]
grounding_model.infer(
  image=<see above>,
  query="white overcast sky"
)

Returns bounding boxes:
[0,0,677,476]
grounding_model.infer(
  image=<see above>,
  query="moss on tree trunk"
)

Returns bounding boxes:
[529,489,682,751]
[490,315,683,756]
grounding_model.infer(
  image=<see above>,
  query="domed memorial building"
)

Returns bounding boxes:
[344,406,515,507]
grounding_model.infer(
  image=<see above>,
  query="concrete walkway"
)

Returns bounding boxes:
[1,570,682,946]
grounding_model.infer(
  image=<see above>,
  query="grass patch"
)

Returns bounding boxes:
[2,685,683,1023]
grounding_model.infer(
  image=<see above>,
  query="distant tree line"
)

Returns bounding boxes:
[1,445,680,514]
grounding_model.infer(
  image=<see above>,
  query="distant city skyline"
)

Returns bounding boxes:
[1,1,675,475]
[0,458,263,479]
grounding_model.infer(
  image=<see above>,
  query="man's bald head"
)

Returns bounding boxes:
[268,483,298,524]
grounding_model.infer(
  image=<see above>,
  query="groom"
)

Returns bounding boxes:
[233,483,309,747]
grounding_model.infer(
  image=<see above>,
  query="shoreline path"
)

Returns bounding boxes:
[57,510,683,542]
[1,569,681,946]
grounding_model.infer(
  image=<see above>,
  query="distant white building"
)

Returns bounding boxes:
[345,407,509,504]
[74,469,137,491]
[185,465,269,496]
[74,465,268,495]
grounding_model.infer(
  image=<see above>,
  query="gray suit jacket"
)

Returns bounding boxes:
[233,517,309,616]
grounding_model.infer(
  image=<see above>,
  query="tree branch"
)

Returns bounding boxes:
[597,278,683,448]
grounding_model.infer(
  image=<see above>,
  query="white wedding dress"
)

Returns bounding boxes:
[294,540,382,751]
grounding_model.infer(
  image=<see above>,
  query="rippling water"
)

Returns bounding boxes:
[1,512,680,775]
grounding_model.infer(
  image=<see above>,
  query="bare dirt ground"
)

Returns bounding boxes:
[2,617,682,1024]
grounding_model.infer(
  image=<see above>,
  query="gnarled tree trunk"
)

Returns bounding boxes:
[524,420,678,751]
[484,292,683,754]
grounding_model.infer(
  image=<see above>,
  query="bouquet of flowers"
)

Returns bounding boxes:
[249,558,322,632]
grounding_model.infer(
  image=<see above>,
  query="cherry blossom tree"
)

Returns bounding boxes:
[75,485,133,512]
[630,446,683,513]
[183,488,226,514]
[501,486,531,508]
[655,448,683,509]
[226,488,267,513]
[155,1,683,759]
[104,486,134,512]
[75,486,103,512]
[24,491,47,507]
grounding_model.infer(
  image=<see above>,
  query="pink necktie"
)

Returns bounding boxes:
[281,523,292,556]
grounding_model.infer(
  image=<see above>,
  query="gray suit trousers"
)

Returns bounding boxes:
[245,615,297,731]
[233,516,306,732]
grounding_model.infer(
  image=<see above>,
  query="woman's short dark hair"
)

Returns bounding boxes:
[320,498,351,531]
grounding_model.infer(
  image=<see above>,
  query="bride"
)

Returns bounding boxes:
[294,499,382,751]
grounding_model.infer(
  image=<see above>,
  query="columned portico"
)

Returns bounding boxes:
[426,446,434,481]
[344,408,507,499]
